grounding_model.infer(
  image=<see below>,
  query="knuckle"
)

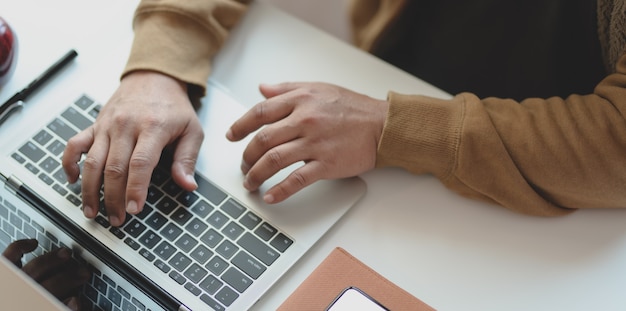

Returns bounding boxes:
[104,163,127,179]
[267,149,284,169]
[82,155,102,171]
[128,153,154,171]
[290,170,308,188]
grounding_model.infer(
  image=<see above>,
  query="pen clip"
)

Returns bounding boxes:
[0,100,24,125]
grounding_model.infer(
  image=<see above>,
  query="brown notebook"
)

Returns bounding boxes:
[278,247,436,310]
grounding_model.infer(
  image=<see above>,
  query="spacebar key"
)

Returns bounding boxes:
[237,233,279,266]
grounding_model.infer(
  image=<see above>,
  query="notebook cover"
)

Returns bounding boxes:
[277,247,436,310]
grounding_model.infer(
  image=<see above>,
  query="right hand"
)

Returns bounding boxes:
[62,71,204,226]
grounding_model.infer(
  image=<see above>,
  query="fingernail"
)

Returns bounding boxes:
[126,201,138,214]
[241,160,250,174]
[58,247,72,259]
[83,205,94,217]
[226,128,234,140]
[109,215,120,226]
[186,173,198,189]
[263,193,275,204]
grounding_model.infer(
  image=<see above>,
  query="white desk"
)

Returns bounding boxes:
[2,1,626,310]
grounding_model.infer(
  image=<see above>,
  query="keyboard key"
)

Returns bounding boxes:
[38,173,54,185]
[62,106,92,130]
[215,240,238,260]
[39,156,60,173]
[47,118,77,142]
[175,233,198,253]
[239,211,261,230]
[206,256,228,275]
[254,222,277,241]
[109,227,125,239]
[185,217,208,237]
[123,220,146,238]
[33,129,53,146]
[171,207,193,226]
[195,175,227,206]
[184,282,202,296]
[138,230,161,249]
[124,238,141,251]
[191,199,213,218]
[154,259,171,273]
[75,95,95,110]
[145,211,167,230]
[232,251,266,279]
[270,233,294,252]
[162,180,183,197]
[154,241,177,261]
[215,284,240,306]
[169,252,192,272]
[176,191,198,208]
[190,245,213,264]
[46,139,65,156]
[199,275,223,295]
[139,248,156,262]
[221,222,244,240]
[10,152,25,164]
[220,199,245,219]
[184,263,208,283]
[145,186,163,205]
[150,167,169,186]
[200,229,223,248]
[52,184,69,196]
[19,142,45,162]
[221,267,251,293]
[238,232,279,266]
[169,270,186,285]
[207,210,228,229]
[160,223,183,242]
[155,197,177,215]
[199,294,225,311]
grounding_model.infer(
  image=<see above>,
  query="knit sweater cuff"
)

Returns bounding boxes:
[123,9,216,96]
[375,92,465,180]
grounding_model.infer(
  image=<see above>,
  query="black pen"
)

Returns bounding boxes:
[0,49,78,125]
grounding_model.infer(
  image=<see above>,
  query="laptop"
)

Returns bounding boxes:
[0,73,366,311]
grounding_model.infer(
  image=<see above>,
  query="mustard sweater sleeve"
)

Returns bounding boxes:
[122,0,250,96]
[376,53,626,216]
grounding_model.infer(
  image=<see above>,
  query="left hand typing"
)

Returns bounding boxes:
[226,82,388,203]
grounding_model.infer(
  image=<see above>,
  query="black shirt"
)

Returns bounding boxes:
[372,0,606,100]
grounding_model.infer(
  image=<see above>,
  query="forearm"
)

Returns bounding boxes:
[123,0,251,96]
[377,55,626,215]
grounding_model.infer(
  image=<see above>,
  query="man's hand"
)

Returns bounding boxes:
[2,239,91,310]
[62,71,204,226]
[227,82,388,203]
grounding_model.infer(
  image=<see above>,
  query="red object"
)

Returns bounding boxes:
[0,16,18,87]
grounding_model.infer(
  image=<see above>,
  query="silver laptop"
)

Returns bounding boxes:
[0,73,366,310]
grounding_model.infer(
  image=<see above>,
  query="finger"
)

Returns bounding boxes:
[124,133,169,217]
[226,88,298,142]
[263,161,323,204]
[2,239,38,267]
[80,134,109,220]
[243,138,307,191]
[102,128,139,226]
[62,127,95,183]
[240,120,300,175]
[170,124,204,192]
[22,247,73,282]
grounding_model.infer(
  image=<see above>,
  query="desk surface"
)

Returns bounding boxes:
[2,1,626,310]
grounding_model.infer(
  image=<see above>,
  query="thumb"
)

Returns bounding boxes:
[259,82,301,99]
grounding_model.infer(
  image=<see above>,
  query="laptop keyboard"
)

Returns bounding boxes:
[9,95,294,310]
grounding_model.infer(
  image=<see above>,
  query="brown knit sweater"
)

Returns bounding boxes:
[123,0,626,216]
